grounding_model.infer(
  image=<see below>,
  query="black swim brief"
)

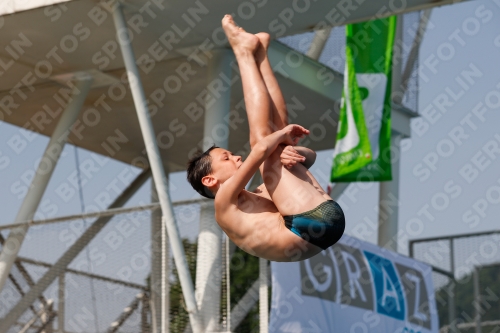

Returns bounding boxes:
[283,200,345,250]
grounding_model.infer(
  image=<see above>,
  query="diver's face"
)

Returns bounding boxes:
[209,148,243,184]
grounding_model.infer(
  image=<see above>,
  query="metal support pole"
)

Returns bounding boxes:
[259,258,268,333]
[0,77,92,293]
[391,15,404,100]
[0,169,151,333]
[6,271,38,316]
[399,9,432,101]
[36,305,56,333]
[19,300,54,333]
[111,4,201,332]
[58,273,64,333]
[306,27,332,60]
[195,201,222,331]
[0,203,160,231]
[377,135,402,251]
[202,50,232,150]
[195,49,232,331]
[108,293,145,333]
[151,181,168,333]
[0,234,49,315]
[378,15,404,252]
[473,266,481,333]
[448,239,457,333]
[18,256,146,290]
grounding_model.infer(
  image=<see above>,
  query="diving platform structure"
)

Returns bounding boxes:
[0,0,455,331]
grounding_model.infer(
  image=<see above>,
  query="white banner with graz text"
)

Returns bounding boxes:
[269,235,438,333]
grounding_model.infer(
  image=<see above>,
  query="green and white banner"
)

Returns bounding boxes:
[331,17,397,182]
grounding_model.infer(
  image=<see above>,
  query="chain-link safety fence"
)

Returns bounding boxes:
[410,230,500,333]
[0,198,262,333]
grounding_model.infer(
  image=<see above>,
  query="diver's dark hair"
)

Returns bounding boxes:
[187,145,218,199]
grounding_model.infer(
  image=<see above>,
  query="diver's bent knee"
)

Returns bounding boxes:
[250,130,272,148]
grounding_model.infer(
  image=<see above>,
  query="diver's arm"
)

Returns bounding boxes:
[218,125,309,203]
[280,146,316,169]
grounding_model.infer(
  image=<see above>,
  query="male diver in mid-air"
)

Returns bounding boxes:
[187,15,345,262]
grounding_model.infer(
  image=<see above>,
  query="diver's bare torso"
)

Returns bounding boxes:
[215,182,323,262]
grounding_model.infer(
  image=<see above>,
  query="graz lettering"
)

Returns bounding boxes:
[300,241,433,330]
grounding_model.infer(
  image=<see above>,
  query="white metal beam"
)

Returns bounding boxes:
[195,49,232,332]
[378,11,429,252]
[18,300,54,333]
[5,272,38,317]
[108,293,144,333]
[111,3,201,332]
[391,103,416,138]
[306,28,333,60]
[150,181,168,333]
[0,203,160,231]
[399,9,433,103]
[17,256,146,290]
[0,76,92,293]
[0,200,215,232]
[0,168,151,333]
[0,234,49,315]
[202,50,233,151]
[377,15,405,252]
[377,135,403,252]
[195,201,223,332]
[268,41,343,102]
[259,259,268,333]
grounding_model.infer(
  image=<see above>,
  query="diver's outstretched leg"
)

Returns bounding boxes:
[255,33,288,131]
[222,15,273,148]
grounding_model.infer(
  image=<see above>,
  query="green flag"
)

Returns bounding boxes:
[331,17,397,182]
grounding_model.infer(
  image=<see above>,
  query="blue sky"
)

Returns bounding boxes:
[0,0,499,269]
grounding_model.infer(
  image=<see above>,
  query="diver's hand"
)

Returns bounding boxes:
[280,145,305,169]
[281,124,309,146]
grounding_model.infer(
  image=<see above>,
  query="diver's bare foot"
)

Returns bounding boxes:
[222,15,259,57]
[256,32,270,50]
[255,32,270,63]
